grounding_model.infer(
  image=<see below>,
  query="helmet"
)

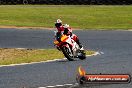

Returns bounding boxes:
[55,19,62,23]
[55,19,62,27]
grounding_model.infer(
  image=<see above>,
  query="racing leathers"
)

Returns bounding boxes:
[55,25,83,49]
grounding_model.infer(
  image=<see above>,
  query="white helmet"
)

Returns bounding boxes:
[64,24,69,28]
[55,19,62,23]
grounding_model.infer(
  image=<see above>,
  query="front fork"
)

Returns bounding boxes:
[64,44,74,57]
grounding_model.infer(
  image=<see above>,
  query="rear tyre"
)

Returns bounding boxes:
[78,50,86,60]
[62,46,74,61]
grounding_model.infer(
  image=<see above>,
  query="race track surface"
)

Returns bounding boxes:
[0,28,132,88]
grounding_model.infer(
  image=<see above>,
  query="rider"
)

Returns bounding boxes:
[54,19,64,42]
[55,19,84,50]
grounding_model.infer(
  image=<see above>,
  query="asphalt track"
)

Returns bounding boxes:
[0,28,132,88]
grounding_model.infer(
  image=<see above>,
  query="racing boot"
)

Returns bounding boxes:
[76,39,84,51]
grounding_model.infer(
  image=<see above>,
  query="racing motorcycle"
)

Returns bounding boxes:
[54,32,86,61]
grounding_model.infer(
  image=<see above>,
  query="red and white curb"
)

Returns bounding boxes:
[38,83,79,88]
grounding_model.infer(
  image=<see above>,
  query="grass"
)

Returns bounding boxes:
[0,48,95,65]
[0,5,132,30]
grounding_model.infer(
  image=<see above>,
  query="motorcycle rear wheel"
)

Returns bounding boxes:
[78,50,86,60]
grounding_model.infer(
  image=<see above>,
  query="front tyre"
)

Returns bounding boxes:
[62,46,74,61]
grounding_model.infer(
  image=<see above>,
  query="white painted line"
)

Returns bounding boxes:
[38,83,77,88]
[46,86,56,87]
[86,51,103,57]
[0,58,65,67]
[64,84,73,86]
[100,51,104,54]
[0,51,102,68]
[55,85,64,87]
[93,52,100,55]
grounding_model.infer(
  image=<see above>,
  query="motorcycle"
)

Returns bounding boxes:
[54,32,86,61]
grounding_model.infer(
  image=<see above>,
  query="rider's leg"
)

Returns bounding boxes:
[71,34,84,50]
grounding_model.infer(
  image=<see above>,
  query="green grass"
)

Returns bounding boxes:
[0,5,132,30]
[0,48,95,65]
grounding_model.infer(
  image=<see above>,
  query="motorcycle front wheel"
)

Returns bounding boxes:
[62,46,74,61]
